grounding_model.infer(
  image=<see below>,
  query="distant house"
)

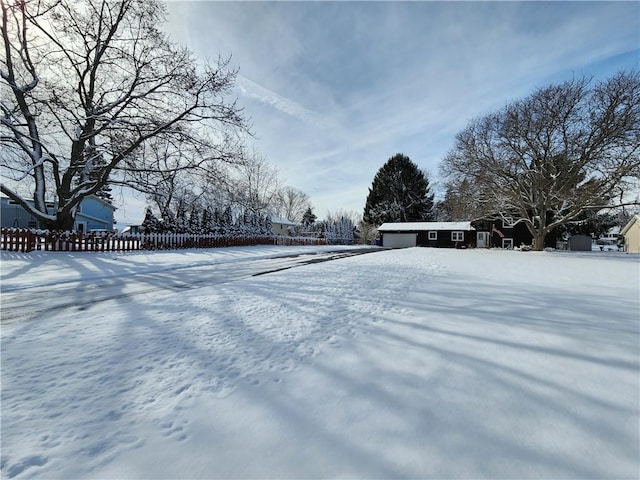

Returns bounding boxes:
[598,226,621,246]
[271,216,296,236]
[621,215,640,253]
[121,225,142,235]
[1,195,116,232]
[377,222,475,248]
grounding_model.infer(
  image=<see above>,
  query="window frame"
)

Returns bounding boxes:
[451,231,464,242]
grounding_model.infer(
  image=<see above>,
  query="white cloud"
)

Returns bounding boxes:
[157,1,639,220]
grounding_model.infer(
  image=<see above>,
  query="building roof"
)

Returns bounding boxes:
[85,195,117,210]
[1,194,115,210]
[378,221,475,232]
[621,215,640,235]
[271,216,296,226]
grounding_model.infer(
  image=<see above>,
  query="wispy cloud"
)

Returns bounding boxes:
[235,75,335,129]
[156,0,639,220]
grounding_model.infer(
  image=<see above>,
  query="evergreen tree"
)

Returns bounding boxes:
[141,207,163,233]
[85,147,113,204]
[325,216,356,245]
[213,207,222,235]
[560,211,619,239]
[201,207,213,234]
[188,207,201,233]
[174,199,188,233]
[301,208,317,229]
[74,139,114,204]
[221,206,233,235]
[263,214,272,235]
[363,153,434,225]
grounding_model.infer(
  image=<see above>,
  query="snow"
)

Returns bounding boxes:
[378,221,475,231]
[1,246,639,479]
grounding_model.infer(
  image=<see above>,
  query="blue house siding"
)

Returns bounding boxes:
[75,197,115,232]
[1,197,51,229]
[1,196,115,231]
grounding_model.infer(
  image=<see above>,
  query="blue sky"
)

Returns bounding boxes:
[132,0,640,223]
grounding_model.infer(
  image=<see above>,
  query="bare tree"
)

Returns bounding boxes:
[273,186,311,224]
[226,150,282,216]
[441,71,640,250]
[1,0,247,230]
[436,179,479,221]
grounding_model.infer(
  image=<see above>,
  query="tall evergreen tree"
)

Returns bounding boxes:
[363,153,434,225]
[174,199,188,233]
[188,207,201,234]
[262,214,272,235]
[141,207,163,233]
[201,207,213,233]
[221,206,234,235]
[301,208,317,229]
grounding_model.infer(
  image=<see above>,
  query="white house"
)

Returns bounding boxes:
[271,216,296,236]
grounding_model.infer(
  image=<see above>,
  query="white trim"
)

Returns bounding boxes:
[428,231,437,240]
[501,217,517,227]
[451,231,464,242]
[502,238,514,249]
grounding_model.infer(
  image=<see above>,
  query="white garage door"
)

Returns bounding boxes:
[383,233,417,248]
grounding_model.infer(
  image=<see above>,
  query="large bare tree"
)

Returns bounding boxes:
[273,186,311,224]
[1,0,247,230]
[226,151,282,216]
[441,71,640,250]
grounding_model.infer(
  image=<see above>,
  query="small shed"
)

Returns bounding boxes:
[377,222,475,248]
[568,234,593,251]
[621,215,640,253]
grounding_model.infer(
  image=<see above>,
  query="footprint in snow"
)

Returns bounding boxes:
[4,455,48,479]
[160,419,189,442]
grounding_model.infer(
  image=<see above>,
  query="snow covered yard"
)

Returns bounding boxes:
[1,246,638,479]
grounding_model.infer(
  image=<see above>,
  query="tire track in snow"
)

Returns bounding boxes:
[1,248,383,323]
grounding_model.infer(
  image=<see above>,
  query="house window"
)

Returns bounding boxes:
[451,231,464,242]
[502,238,514,249]
[428,231,437,240]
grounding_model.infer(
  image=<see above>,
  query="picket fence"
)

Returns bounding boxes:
[0,229,326,253]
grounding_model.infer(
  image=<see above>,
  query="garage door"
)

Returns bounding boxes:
[382,233,417,248]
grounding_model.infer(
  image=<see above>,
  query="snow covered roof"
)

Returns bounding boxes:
[378,222,475,232]
[271,216,296,226]
[621,215,640,235]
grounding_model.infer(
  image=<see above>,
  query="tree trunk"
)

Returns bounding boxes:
[42,210,75,231]
[532,231,547,251]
